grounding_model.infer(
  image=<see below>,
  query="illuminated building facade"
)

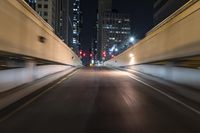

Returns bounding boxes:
[71,0,81,54]
[97,0,131,61]
[101,11,131,60]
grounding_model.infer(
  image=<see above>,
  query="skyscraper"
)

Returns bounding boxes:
[25,0,82,54]
[42,0,81,54]
[55,0,70,44]
[97,0,112,61]
[36,0,56,29]
[97,0,131,61]
[70,0,81,54]
[101,11,131,60]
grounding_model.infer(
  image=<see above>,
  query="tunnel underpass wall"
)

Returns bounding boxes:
[0,65,74,93]
[0,0,81,66]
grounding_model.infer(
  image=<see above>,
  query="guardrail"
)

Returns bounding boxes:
[0,65,73,92]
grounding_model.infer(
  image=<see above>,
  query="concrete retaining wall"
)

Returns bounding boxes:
[0,66,77,110]
[127,65,200,89]
[0,65,73,92]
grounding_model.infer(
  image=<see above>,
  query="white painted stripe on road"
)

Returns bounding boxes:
[127,74,200,115]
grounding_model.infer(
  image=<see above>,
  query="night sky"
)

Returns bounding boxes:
[80,0,154,51]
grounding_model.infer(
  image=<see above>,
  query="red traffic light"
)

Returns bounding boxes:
[102,51,106,57]
[90,53,93,57]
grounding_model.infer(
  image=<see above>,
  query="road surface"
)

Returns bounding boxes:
[0,67,200,133]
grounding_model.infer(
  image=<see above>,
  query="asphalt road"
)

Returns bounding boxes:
[0,67,200,133]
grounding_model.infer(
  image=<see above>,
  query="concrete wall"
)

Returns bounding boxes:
[105,1,200,66]
[128,65,200,89]
[0,65,73,92]
[0,0,81,66]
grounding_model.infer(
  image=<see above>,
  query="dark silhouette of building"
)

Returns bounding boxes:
[55,0,70,45]
[97,0,112,62]
[154,0,190,25]
[70,0,81,54]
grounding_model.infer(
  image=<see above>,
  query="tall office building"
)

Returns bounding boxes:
[101,11,131,60]
[70,0,81,54]
[55,0,70,44]
[25,0,82,54]
[90,24,98,64]
[97,0,131,61]
[97,0,112,61]
[36,0,56,29]
[154,0,189,25]
[25,0,37,10]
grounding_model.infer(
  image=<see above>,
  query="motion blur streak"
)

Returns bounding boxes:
[0,67,199,133]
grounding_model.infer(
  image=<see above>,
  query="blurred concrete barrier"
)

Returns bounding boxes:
[0,66,78,110]
[127,65,200,89]
[0,65,74,92]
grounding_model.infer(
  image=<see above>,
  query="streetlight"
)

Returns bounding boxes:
[129,37,135,43]
[129,53,134,58]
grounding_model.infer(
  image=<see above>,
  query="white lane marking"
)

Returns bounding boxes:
[0,69,80,123]
[127,73,200,115]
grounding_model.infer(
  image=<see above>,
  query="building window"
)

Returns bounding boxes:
[44,11,48,16]
[44,4,48,8]
[37,4,42,8]
[37,11,42,16]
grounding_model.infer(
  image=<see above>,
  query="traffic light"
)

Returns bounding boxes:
[79,50,83,55]
[102,51,106,57]
[90,53,93,58]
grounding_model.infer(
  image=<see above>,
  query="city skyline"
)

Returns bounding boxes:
[80,0,154,53]
[24,0,190,64]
